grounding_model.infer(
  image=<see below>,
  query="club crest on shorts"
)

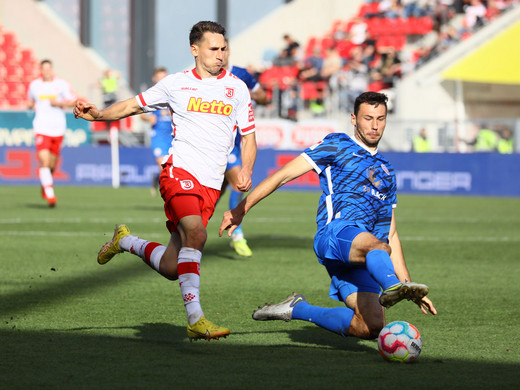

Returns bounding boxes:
[225,87,235,98]
[180,180,194,190]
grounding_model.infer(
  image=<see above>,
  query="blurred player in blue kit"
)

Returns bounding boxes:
[221,39,267,257]
[140,67,172,195]
[220,92,437,340]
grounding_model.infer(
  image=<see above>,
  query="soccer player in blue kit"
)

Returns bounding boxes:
[221,40,267,257]
[141,67,172,195]
[220,92,437,340]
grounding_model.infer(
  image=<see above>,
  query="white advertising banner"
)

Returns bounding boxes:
[255,118,341,150]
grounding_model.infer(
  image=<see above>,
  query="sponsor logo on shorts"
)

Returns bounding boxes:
[180,180,194,190]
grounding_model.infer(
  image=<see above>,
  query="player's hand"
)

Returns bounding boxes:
[414,296,437,315]
[219,209,244,237]
[74,100,100,121]
[235,168,252,192]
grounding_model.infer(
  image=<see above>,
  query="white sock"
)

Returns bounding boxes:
[178,247,203,325]
[39,167,55,198]
[119,235,165,272]
[232,232,244,241]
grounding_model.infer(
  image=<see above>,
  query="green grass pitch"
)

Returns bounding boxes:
[1,186,519,389]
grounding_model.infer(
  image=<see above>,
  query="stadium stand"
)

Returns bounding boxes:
[255,0,519,118]
[0,26,39,109]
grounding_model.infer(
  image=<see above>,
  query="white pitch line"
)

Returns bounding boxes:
[1,230,517,243]
[1,231,167,238]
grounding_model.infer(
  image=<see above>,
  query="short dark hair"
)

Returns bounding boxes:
[189,21,226,46]
[40,59,52,66]
[354,92,388,116]
[153,66,167,75]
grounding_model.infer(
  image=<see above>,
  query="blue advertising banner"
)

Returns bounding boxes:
[0,111,90,147]
[0,146,518,197]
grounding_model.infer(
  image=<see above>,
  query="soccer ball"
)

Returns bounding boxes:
[378,321,422,363]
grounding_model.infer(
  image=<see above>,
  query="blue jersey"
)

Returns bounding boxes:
[150,109,173,158]
[230,65,258,148]
[302,133,397,241]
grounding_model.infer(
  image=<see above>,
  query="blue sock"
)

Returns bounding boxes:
[292,302,354,337]
[229,190,244,236]
[365,249,401,291]
[229,190,243,209]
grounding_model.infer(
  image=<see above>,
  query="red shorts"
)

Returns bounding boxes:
[35,134,64,156]
[159,164,221,234]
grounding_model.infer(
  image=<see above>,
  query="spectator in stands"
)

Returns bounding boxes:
[462,0,487,32]
[27,59,76,207]
[275,34,300,66]
[320,47,343,82]
[412,128,432,152]
[497,126,514,154]
[378,47,402,88]
[309,87,326,117]
[99,68,119,108]
[348,18,368,46]
[472,125,498,152]
[330,47,369,112]
[379,0,403,18]
[298,48,323,82]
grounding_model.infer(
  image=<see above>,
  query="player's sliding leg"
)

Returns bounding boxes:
[341,230,429,308]
[252,293,355,337]
[228,190,252,257]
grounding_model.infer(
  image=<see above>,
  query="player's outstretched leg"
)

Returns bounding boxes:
[97,224,131,264]
[252,292,307,321]
[379,282,429,308]
[187,316,230,341]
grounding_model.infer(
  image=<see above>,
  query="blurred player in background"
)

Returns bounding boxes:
[27,59,76,207]
[140,67,171,196]
[221,38,267,257]
[220,91,437,341]
[74,21,257,341]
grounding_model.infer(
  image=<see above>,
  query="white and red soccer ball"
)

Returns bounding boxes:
[378,321,422,363]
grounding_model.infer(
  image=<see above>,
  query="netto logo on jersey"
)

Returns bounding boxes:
[187,97,233,116]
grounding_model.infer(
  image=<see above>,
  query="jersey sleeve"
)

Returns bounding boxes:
[236,84,255,136]
[135,76,171,112]
[301,133,339,174]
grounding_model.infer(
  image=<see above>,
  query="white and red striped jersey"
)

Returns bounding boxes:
[136,68,255,190]
[28,77,76,137]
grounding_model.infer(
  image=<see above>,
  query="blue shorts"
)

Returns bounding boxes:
[314,219,381,302]
[226,144,241,170]
[151,136,171,159]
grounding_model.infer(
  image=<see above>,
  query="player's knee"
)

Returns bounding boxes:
[185,226,207,247]
[351,313,384,340]
[368,241,391,256]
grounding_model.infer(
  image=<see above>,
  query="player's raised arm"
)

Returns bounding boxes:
[219,154,313,237]
[74,97,143,122]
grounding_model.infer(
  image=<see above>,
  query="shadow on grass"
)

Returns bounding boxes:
[1,323,518,389]
[206,234,314,259]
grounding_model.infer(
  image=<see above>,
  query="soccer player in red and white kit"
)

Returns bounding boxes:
[74,21,256,341]
[28,59,77,207]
